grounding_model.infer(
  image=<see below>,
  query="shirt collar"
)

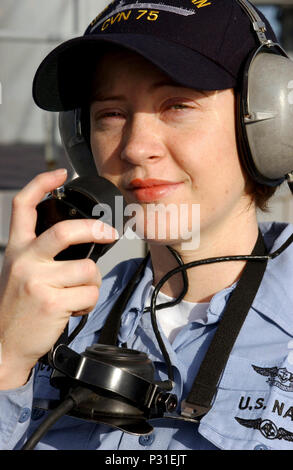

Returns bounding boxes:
[132,223,293,337]
[78,222,293,340]
[76,256,154,339]
[206,222,293,336]
[251,222,293,336]
[116,222,293,340]
[117,259,154,343]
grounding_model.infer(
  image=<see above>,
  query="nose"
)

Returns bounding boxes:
[120,113,166,166]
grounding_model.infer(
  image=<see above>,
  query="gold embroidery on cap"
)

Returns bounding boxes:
[101,10,132,31]
[191,0,212,8]
[90,1,116,28]
[101,8,160,32]
[91,3,196,34]
[136,10,159,21]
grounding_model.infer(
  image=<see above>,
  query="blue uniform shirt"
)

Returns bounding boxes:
[1,222,293,450]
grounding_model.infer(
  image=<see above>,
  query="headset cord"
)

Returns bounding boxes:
[148,232,293,389]
[144,246,189,314]
[22,386,95,450]
[144,246,188,389]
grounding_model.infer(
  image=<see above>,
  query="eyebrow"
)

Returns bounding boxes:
[149,79,183,90]
[90,93,125,103]
[150,80,209,96]
[90,80,206,103]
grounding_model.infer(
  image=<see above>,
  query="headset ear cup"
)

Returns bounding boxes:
[59,109,98,177]
[236,50,277,186]
[236,66,260,185]
[239,45,293,186]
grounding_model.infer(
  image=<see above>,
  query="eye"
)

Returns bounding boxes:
[160,99,196,121]
[91,108,126,129]
[162,98,194,113]
[170,103,190,110]
[95,110,124,119]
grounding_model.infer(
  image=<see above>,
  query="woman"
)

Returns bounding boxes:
[0,0,293,450]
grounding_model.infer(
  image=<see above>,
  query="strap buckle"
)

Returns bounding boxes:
[180,400,211,420]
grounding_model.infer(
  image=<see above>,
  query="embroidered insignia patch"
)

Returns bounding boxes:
[252,364,293,392]
[235,417,293,442]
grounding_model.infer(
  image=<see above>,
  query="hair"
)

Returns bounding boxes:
[245,179,278,212]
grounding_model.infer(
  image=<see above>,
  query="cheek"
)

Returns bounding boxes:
[90,133,104,172]
[171,121,246,210]
[197,120,243,184]
[169,125,228,183]
[90,132,120,177]
[210,100,245,180]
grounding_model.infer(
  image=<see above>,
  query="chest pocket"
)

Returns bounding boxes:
[198,355,293,450]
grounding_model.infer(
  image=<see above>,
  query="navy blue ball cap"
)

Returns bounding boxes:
[33,0,278,112]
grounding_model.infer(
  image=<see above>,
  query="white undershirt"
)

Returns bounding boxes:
[146,286,209,344]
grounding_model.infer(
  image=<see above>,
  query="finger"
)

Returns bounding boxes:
[71,308,94,317]
[58,285,100,313]
[9,169,68,247]
[33,218,119,260]
[46,258,101,289]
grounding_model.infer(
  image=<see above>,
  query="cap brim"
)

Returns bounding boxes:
[33,33,236,111]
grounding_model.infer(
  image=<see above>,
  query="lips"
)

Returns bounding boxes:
[126,178,182,203]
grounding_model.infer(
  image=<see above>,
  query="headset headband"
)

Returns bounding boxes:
[237,0,272,45]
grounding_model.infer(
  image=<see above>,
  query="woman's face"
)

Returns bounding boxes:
[90,49,251,247]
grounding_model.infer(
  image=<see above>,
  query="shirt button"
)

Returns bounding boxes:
[254,444,268,450]
[18,407,31,423]
[139,433,155,446]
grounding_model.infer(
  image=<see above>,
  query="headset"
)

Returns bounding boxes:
[22,0,293,450]
[59,0,293,188]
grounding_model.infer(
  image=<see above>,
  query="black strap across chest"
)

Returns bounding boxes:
[182,230,268,419]
[95,230,268,419]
